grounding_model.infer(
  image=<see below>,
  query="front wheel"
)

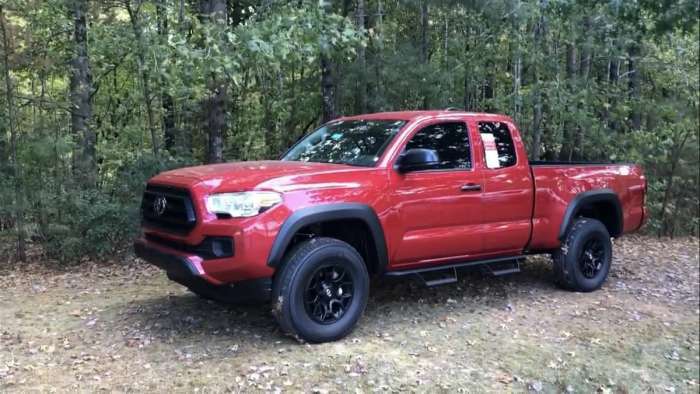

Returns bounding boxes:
[271,237,369,343]
[552,218,613,292]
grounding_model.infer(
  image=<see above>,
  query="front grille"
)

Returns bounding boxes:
[141,185,197,234]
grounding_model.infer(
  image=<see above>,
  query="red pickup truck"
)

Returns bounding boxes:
[135,110,646,343]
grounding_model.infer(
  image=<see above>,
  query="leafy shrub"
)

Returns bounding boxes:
[21,153,195,262]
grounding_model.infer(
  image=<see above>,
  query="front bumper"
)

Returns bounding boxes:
[134,238,272,303]
[134,238,209,282]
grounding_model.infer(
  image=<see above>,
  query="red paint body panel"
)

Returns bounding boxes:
[137,111,646,285]
[528,163,646,250]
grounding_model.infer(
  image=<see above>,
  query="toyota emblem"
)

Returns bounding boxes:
[153,195,168,216]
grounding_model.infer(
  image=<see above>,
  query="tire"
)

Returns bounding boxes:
[271,237,370,343]
[552,218,612,292]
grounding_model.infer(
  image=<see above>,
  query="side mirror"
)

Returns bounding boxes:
[396,148,440,172]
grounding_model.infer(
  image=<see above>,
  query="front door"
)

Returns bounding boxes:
[390,121,484,267]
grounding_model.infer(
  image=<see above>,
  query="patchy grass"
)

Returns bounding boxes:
[1,236,698,392]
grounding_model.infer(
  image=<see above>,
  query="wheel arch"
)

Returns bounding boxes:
[267,203,389,274]
[558,189,623,240]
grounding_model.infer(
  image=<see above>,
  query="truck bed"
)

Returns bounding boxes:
[527,162,646,251]
[529,160,633,166]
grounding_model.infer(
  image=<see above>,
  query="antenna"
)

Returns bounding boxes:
[444,107,463,112]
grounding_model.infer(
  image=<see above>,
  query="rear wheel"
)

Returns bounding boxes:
[552,218,612,292]
[271,237,369,343]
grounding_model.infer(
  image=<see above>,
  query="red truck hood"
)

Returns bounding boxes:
[150,160,371,192]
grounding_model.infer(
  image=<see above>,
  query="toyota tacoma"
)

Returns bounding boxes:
[134,110,647,343]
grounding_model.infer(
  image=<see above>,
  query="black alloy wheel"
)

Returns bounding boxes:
[304,265,354,324]
[579,238,606,279]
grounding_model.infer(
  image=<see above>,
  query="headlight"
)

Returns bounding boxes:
[205,191,282,218]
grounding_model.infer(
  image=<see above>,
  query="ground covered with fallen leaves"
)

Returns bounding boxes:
[1,236,698,392]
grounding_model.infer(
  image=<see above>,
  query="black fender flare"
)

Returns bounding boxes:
[558,188,623,240]
[266,203,389,273]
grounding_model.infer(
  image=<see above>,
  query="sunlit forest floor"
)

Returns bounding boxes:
[1,236,698,392]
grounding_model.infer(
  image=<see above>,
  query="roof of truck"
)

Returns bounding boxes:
[338,110,512,122]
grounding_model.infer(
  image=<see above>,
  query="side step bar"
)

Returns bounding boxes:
[384,256,524,287]
[481,258,522,276]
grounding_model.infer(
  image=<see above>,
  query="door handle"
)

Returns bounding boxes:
[460,183,482,192]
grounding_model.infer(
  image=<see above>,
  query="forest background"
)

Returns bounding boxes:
[0,0,697,262]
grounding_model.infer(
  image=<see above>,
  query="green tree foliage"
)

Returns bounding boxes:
[0,0,697,262]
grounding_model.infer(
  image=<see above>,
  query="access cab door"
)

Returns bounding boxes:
[470,118,533,254]
[388,119,485,269]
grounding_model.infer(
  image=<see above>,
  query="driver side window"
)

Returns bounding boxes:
[404,122,471,170]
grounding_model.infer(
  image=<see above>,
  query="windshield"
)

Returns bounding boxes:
[282,119,406,167]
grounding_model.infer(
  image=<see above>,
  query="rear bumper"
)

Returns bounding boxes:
[134,238,272,302]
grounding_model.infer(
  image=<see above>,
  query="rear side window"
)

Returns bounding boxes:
[478,121,517,168]
[405,122,471,170]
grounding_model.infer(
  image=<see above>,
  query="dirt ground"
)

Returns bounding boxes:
[1,235,698,393]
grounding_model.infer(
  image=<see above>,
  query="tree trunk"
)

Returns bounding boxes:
[559,43,577,161]
[199,0,227,163]
[463,65,471,110]
[511,50,521,118]
[579,18,592,80]
[0,95,5,170]
[370,0,385,112]
[481,74,494,108]
[530,85,543,160]
[282,64,301,148]
[126,0,158,157]
[69,0,96,184]
[628,41,642,131]
[510,1,521,123]
[0,122,5,170]
[205,83,226,163]
[0,5,26,262]
[259,74,278,157]
[658,130,691,236]
[419,1,428,65]
[529,1,548,160]
[419,0,429,109]
[177,0,193,153]
[353,0,367,115]
[157,0,178,152]
[462,25,475,110]
[320,55,336,123]
[319,1,336,123]
[605,42,621,132]
[573,17,592,160]
[609,56,620,84]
